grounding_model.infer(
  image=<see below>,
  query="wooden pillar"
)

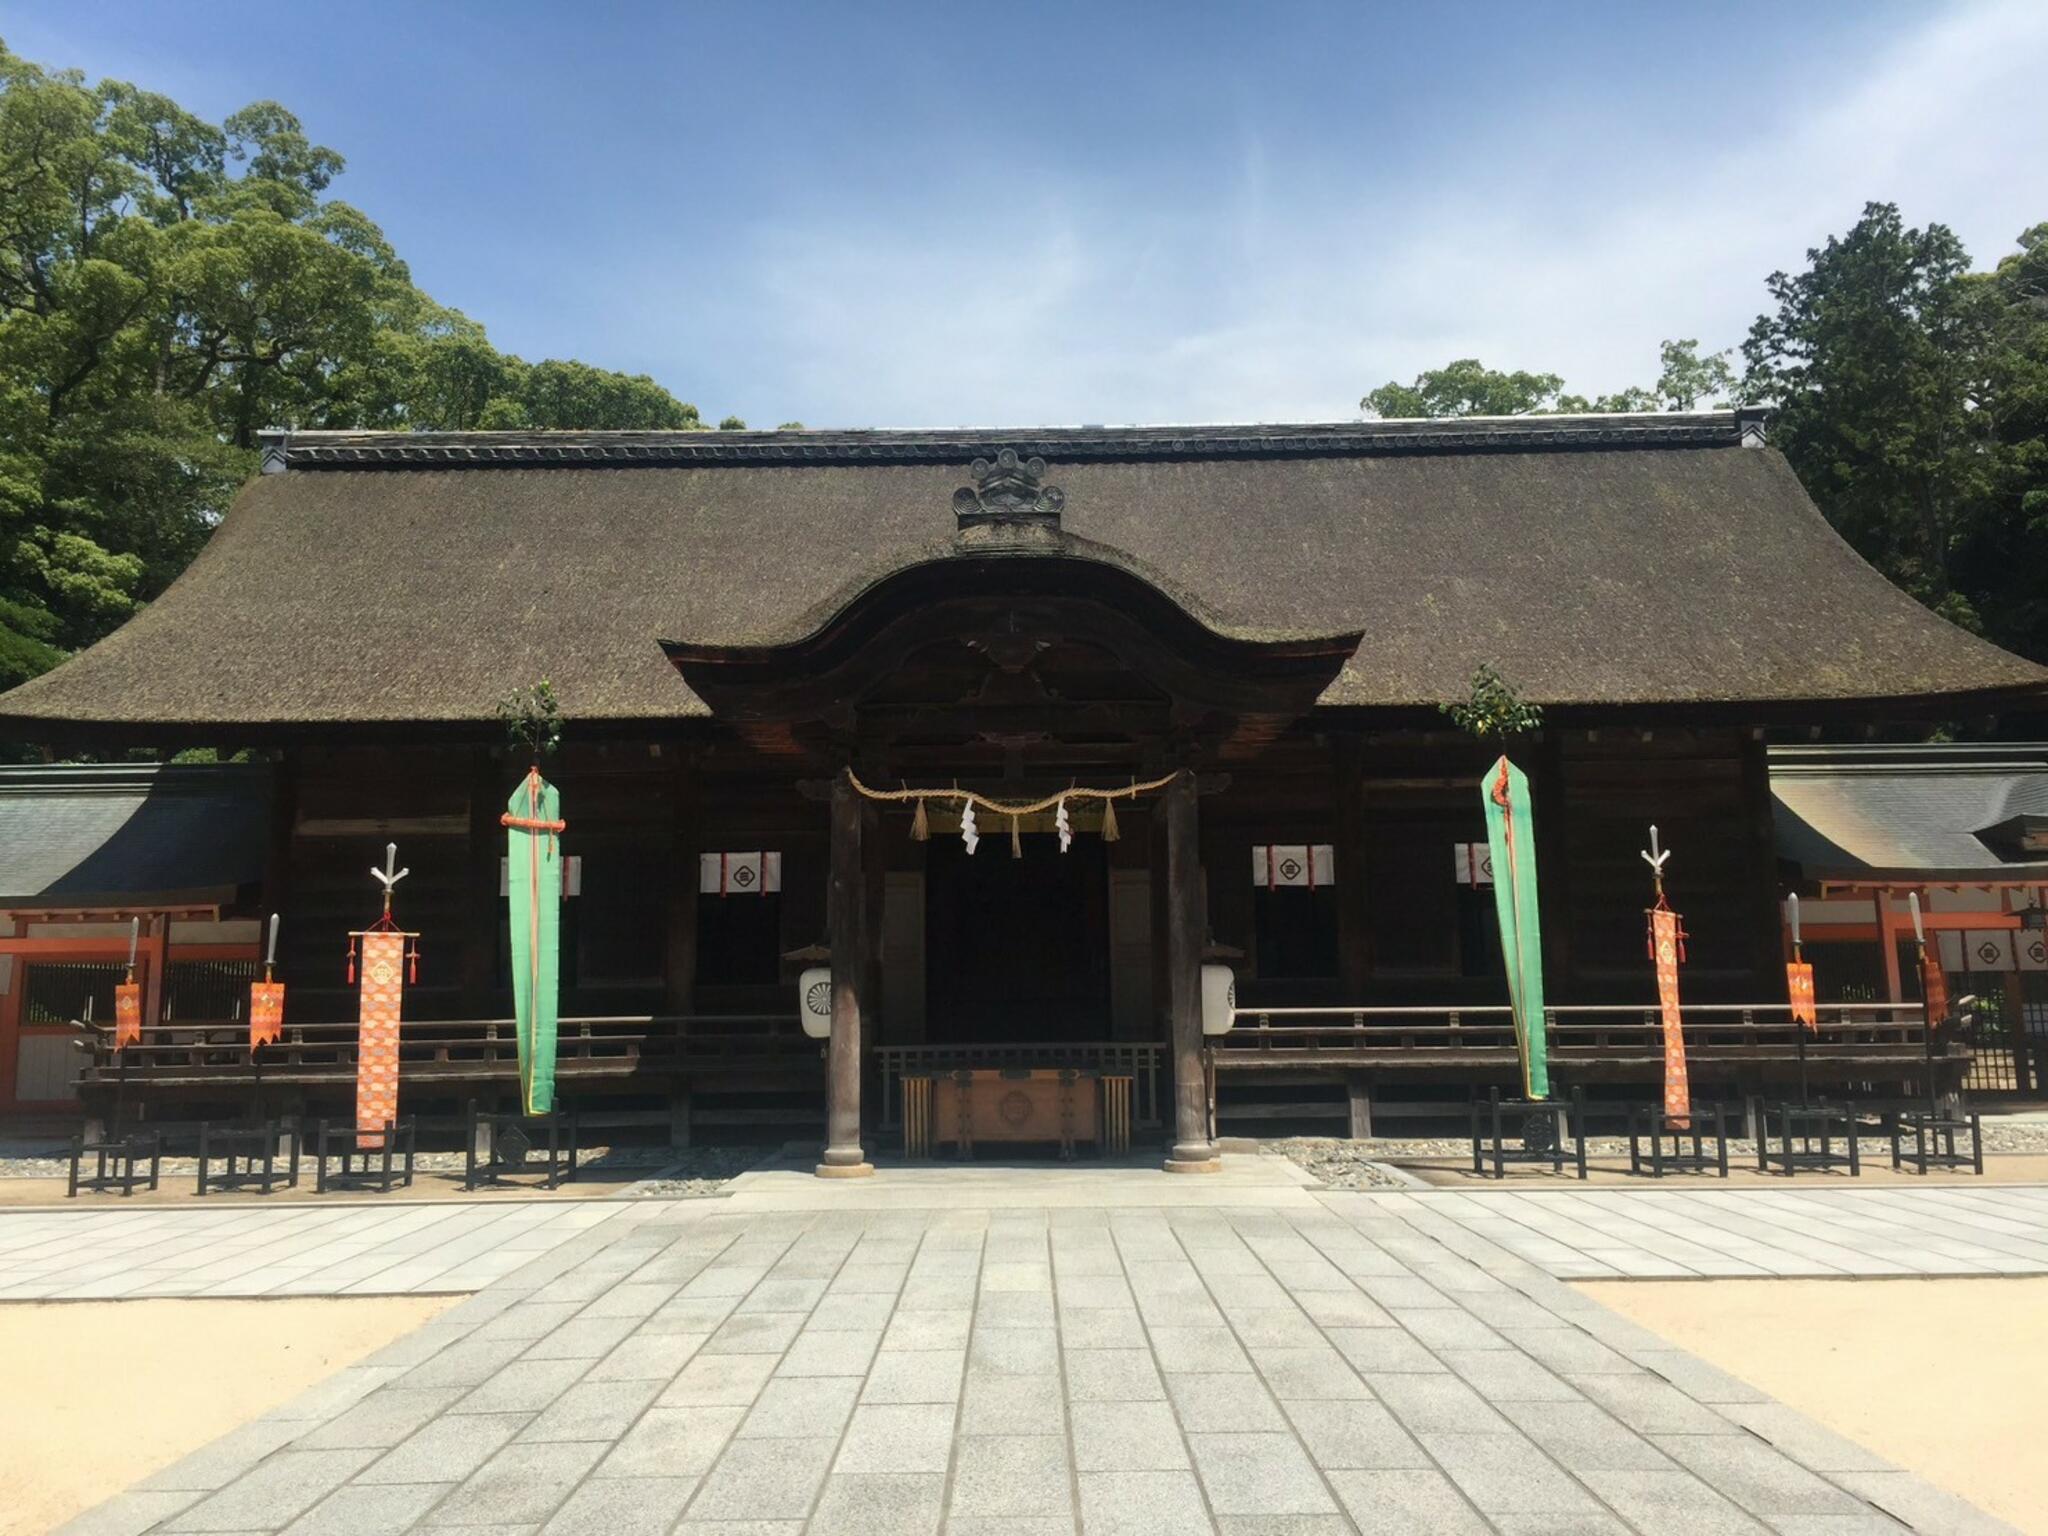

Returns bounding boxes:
[1346,1071,1374,1139]
[1739,734,1784,993]
[261,749,298,934]
[140,914,168,1036]
[664,760,699,1014]
[1533,733,1574,994]
[2000,889,2031,1093]
[818,772,873,1176]
[862,800,886,1045]
[1333,737,1372,1000]
[1163,770,1219,1171]
[461,747,501,1019]
[1877,890,1905,1011]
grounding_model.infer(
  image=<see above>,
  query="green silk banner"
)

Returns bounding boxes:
[503,769,564,1116]
[1481,755,1550,1099]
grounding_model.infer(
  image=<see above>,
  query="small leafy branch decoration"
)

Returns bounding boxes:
[1441,662,1543,746]
[496,680,563,762]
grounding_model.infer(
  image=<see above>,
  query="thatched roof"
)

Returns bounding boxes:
[2,412,2042,732]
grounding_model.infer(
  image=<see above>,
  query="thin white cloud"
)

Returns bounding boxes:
[717,0,2048,427]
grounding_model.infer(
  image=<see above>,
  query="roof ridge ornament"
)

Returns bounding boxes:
[954,448,1064,529]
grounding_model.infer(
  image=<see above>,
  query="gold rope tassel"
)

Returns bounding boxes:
[1101,798,1120,843]
[1010,814,1022,859]
[910,798,929,841]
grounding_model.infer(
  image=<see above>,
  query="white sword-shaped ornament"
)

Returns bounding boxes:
[1640,824,1672,897]
[370,842,410,914]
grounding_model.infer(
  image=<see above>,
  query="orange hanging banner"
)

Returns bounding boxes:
[354,931,407,1146]
[250,981,285,1050]
[1786,960,1817,1029]
[113,981,143,1052]
[1649,906,1691,1128]
[1918,947,1949,1030]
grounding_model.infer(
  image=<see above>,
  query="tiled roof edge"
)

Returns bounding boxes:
[262,410,1766,471]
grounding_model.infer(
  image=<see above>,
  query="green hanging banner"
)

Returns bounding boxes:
[502,768,565,1116]
[1481,755,1550,1099]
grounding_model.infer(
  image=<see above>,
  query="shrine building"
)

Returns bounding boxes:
[2,412,2044,1167]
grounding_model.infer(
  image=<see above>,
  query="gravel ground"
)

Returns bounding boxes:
[1279,1116,2048,1187]
[625,1144,769,1197]
[1269,1140,1414,1189]
[0,1143,701,1181]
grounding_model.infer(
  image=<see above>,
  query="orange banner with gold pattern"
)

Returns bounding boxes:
[250,981,285,1051]
[1919,948,1948,1030]
[1650,908,1690,1128]
[1786,961,1816,1029]
[113,981,142,1051]
[355,932,405,1147]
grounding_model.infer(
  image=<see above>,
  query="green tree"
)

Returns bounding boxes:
[1362,359,1568,418]
[1741,202,2013,637]
[0,35,729,691]
[1363,341,1734,420]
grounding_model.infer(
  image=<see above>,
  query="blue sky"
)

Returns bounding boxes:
[5,1,2045,427]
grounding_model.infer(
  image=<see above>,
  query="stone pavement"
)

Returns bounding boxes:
[0,1198,621,1299]
[37,1161,2035,1536]
[1348,1183,2048,1279]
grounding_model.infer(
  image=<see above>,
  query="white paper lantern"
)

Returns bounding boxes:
[1201,963,1237,1036]
[798,966,833,1040]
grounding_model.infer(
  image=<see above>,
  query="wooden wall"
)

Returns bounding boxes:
[269,723,1785,1030]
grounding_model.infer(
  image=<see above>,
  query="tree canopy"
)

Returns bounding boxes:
[1362,206,2047,666]
[1744,203,2047,659]
[0,38,722,688]
[1361,340,1736,420]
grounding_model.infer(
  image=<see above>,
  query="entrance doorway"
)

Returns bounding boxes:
[924,832,1111,1044]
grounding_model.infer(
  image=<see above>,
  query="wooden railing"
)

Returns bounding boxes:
[874,1041,1165,1130]
[73,1013,816,1089]
[1211,1001,1943,1071]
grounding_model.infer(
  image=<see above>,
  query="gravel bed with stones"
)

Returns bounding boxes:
[1281,1117,2048,1185]
[623,1144,768,1197]
[0,1143,693,1181]
[1269,1140,1415,1189]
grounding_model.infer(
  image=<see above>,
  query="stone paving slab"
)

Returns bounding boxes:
[0,1198,635,1299]
[1337,1184,2048,1279]
[36,1173,2034,1536]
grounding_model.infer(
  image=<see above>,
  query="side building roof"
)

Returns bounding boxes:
[1,412,2043,734]
[0,763,271,908]
[1770,743,2048,883]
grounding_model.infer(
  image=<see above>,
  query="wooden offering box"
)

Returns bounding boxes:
[917,1068,1101,1158]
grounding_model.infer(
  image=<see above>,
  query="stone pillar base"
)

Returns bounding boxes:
[814,1161,876,1179]
[1163,1154,1223,1174]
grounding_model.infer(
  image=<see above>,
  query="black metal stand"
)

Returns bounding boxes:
[463,1100,578,1190]
[1891,1111,1983,1175]
[1470,1086,1587,1179]
[67,1131,161,1197]
[1628,1104,1730,1177]
[1753,1098,1861,1176]
[313,1119,416,1193]
[196,1120,300,1196]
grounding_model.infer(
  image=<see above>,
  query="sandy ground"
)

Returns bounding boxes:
[1582,1276,2048,1534]
[0,1295,455,1536]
